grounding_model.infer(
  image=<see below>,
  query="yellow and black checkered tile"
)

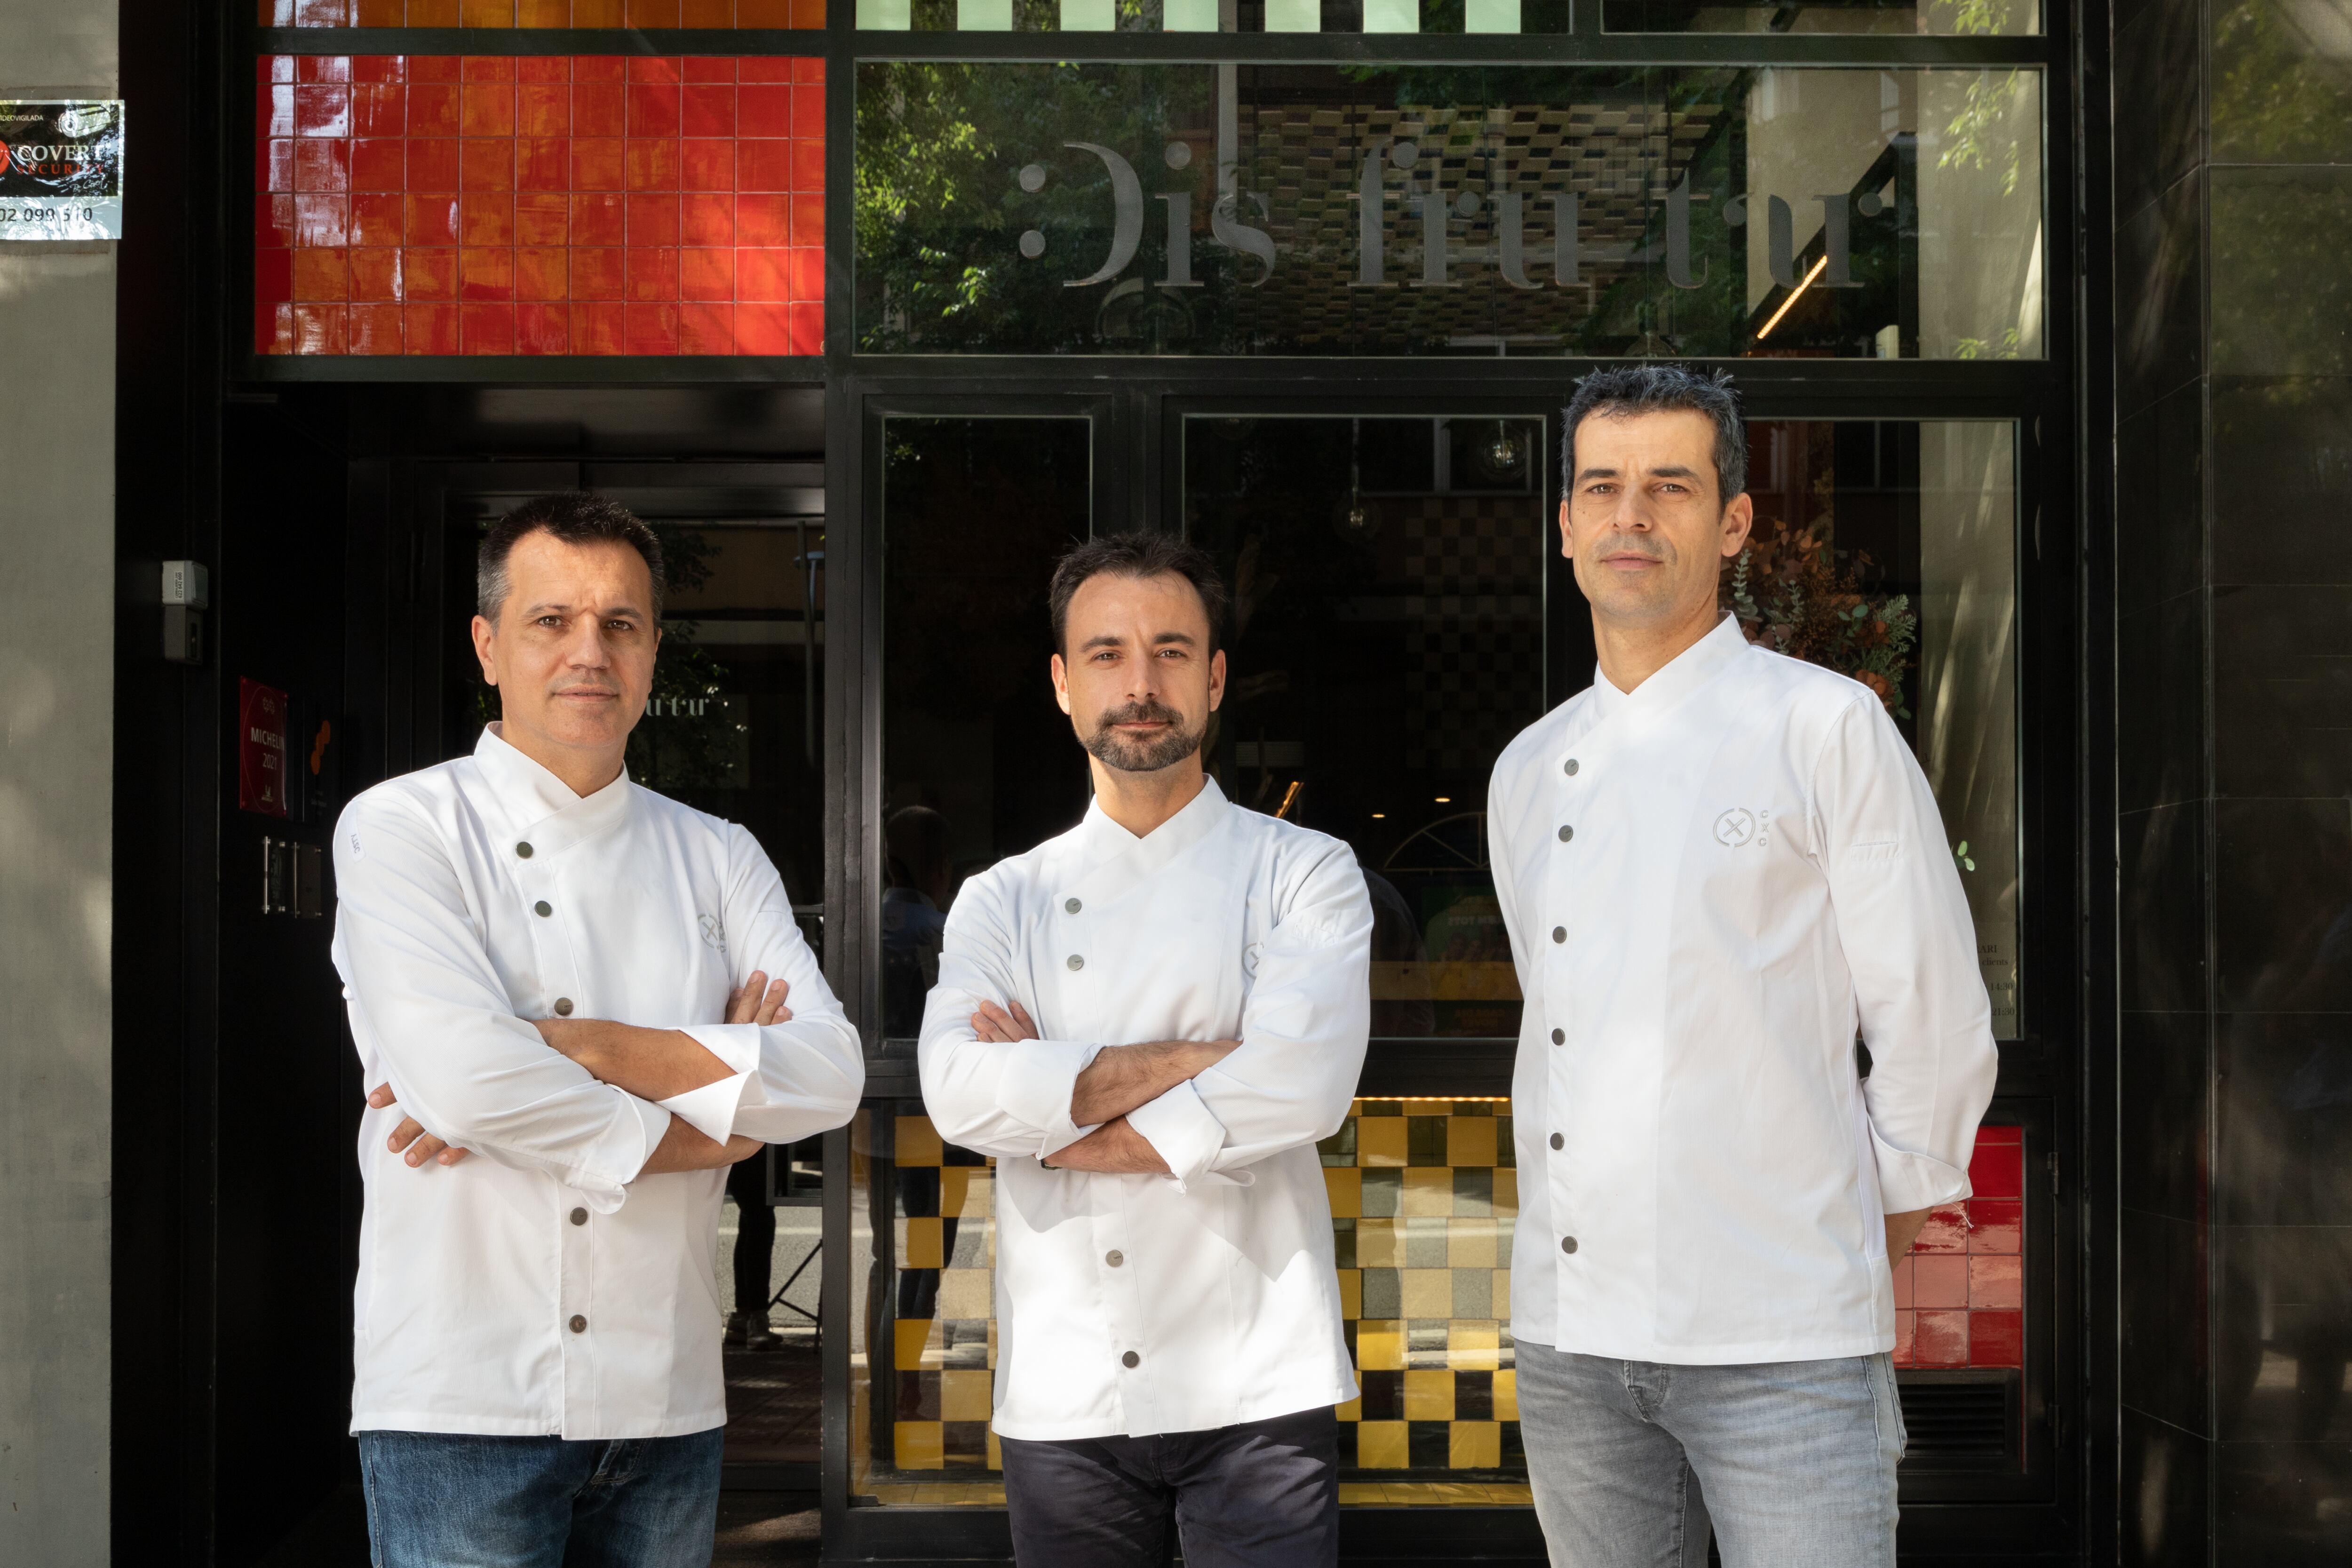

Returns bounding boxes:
[882,1098,1522,1479]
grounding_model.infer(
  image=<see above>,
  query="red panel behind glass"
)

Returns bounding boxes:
[1891,1124,2026,1369]
[256,54,824,356]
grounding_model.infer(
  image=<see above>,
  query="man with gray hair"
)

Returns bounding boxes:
[334,492,862,1566]
[1488,367,1998,1565]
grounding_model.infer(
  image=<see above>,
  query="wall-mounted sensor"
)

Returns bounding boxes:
[162,560,209,608]
[163,560,209,665]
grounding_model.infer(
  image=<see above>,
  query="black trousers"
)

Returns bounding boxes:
[723,1154,773,1318]
[998,1407,1339,1568]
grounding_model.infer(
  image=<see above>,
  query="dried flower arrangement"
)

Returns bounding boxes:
[1724,515,1920,719]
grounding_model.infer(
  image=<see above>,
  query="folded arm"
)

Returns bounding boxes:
[1817,696,2002,1218]
[962,1000,1236,1176]
[1122,842,1375,1188]
[334,793,669,1207]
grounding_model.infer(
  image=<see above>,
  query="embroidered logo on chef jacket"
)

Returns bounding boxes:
[698,913,727,954]
[1712,807,1772,849]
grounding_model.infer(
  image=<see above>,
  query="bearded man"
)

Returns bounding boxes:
[918,532,1374,1568]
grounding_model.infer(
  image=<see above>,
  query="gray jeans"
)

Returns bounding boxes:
[1515,1341,1906,1568]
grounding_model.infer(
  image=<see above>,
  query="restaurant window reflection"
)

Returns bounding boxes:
[1185,414,1551,1043]
[879,415,1094,1045]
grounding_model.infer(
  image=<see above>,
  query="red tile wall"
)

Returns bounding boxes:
[1891,1124,2025,1369]
[263,2,827,30]
[256,54,824,356]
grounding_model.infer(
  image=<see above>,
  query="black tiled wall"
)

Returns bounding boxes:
[2114,0,2352,1560]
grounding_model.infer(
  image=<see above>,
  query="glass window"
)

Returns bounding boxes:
[879,416,1095,1046]
[1603,0,2038,34]
[853,63,2044,359]
[1184,414,1551,1040]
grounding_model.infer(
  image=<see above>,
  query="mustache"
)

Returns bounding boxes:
[1592,534,1669,561]
[1095,699,1187,727]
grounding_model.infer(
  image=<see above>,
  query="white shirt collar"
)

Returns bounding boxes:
[472,723,634,851]
[1588,613,1751,722]
[1075,773,1231,875]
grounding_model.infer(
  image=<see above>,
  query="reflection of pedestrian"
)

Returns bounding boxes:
[725,1153,779,1350]
[1363,868,1435,1038]
[883,805,953,1039]
[1491,368,1998,1566]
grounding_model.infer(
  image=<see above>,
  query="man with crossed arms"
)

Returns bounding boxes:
[919,532,1374,1568]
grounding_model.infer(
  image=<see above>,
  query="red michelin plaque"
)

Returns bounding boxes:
[238,677,289,818]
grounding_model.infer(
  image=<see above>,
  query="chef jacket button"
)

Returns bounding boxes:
[569,1314,588,1333]
[1065,897,1082,914]
[1549,1132,1565,1150]
[1106,1250,1124,1267]
[516,841,534,859]
[1561,1237,1579,1255]
[1550,1028,1565,1045]
[1557,825,1574,844]
[1067,955,1085,971]
[1551,927,1566,944]
[1121,1351,1140,1369]
[534,900,553,917]
[554,998,575,1016]
[570,1207,588,1226]
[1563,759,1580,777]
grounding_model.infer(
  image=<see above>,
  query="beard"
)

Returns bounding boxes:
[1081,698,1205,774]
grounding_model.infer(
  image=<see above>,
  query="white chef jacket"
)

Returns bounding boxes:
[1488,615,1999,1364]
[917,779,1373,1441]
[332,724,862,1438]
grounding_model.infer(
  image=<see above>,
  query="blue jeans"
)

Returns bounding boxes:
[358,1428,725,1568]
[1515,1342,1906,1568]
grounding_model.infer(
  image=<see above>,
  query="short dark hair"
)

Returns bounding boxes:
[1561,364,1747,504]
[477,491,667,621]
[1048,532,1229,656]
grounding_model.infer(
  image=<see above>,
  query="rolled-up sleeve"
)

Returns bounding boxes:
[1143,840,1373,1185]
[333,793,667,1211]
[1814,696,2002,1214]
[670,825,866,1146]
[917,873,1102,1162]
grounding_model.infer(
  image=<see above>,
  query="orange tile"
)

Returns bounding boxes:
[682,85,735,137]
[570,247,625,299]
[460,0,516,22]
[405,302,461,352]
[786,246,822,300]
[516,301,569,351]
[573,82,626,136]
[1913,1204,1969,1254]
[350,247,403,299]
[516,136,569,191]
[515,246,570,299]
[353,0,405,20]
[570,300,626,352]
[460,193,515,245]
[1911,1254,1969,1310]
[626,247,679,300]
[290,303,350,354]
[1912,1309,1968,1367]
[786,300,818,351]
[735,299,792,352]
[515,191,569,244]
[790,137,824,191]
[737,246,789,301]
[407,82,461,137]
[789,0,824,23]
[257,299,293,356]
[681,193,733,245]
[682,139,734,191]
[408,0,462,20]
[625,301,680,352]
[461,138,516,191]
[401,247,459,299]
[294,0,351,21]
[737,0,792,17]
[679,0,734,19]
[517,0,572,20]
[625,139,680,191]
[627,192,680,245]
[405,192,461,246]
[680,247,734,300]
[572,0,626,19]
[571,191,626,243]
[736,192,789,244]
[461,81,516,136]
[350,301,404,353]
[572,140,624,191]
[628,0,682,21]
[292,247,350,300]
[790,190,823,245]
[461,302,516,352]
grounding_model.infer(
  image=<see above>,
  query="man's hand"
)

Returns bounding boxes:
[967,1000,1240,1128]
[1886,1207,1932,1258]
[1040,1116,1170,1175]
[726,971,795,1028]
[368,1082,471,1169]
